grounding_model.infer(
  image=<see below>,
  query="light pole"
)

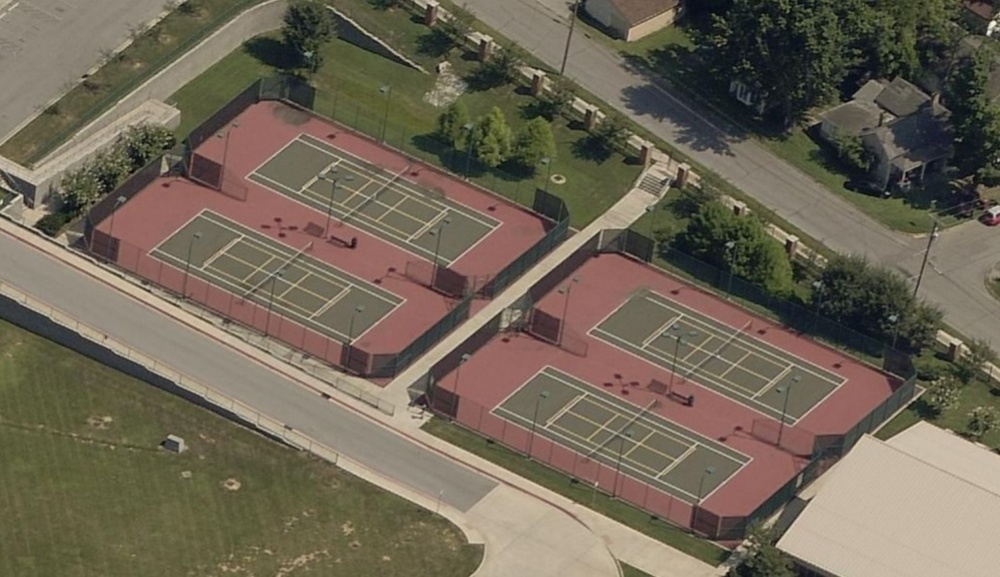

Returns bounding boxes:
[320,169,355,238]
[888,314,900,349]
[559,1,582,75]
[264,269,285,337]
[645,203,658,239]
[429,218,452,286]
[557,276,581,346]
[669,327,698,394]
[527,390,550,458]
[697,466,716,504]
[462,122,476,179]
[612,429,635,498]
[723,240,736,298]
[107,195,127,241]
[378,84,393,143]
[540,157,553,193]
[913,220,940,299]
[776,374,800,447]
[347,305,366,345]
[182,231,203,299]
[450,352,471,420]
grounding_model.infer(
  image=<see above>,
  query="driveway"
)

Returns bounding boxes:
[461,0,1000,346]
[0,0,168,142]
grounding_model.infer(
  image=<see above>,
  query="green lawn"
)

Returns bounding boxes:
[171,32,640,228]
[620,562,656,577]
[0,0,270,167]
[0,319,482,577]
[421,417,729,566]
[877,374,1000,448]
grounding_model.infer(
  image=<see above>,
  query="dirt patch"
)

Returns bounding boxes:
[276,550,330,576]
[222,478,241,491]
[86,415,113,429]
[423,62,467,108]
[341,521,354,536]
[273,105,311,126]
[348,540,361,550]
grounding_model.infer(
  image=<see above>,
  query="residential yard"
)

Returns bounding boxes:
[421,417,730,566]
[171,30,640,228]
[877,348,1000,447]
[0,318,482,577]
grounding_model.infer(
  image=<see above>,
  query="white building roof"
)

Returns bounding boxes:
[776,422,1000,577]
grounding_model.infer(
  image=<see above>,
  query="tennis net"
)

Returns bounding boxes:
[587,397,660,458]
[240,241,313,299]
[681,319,753,380]
[341,164,411,225]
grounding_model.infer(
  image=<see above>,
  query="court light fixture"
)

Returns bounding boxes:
[527,390,550,458]
[697,466,716,504]
[182,231,203,300]
[450,353,473,420]
[556,276,581,346]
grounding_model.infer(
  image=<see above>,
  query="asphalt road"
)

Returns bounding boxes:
[0,0,168,141]
[0,231,497,511]
[463,0,1000,346]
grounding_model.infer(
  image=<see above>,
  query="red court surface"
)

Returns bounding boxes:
[95,101,549,374]
[438,253,901,532]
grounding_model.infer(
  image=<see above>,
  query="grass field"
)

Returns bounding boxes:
[0,319,482,577]
[421,417,729,566]
[620,562,656,577]
[169,29,640,228]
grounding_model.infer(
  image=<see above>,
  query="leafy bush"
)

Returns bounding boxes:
[34,211,74,237]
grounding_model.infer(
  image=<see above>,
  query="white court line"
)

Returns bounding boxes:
[408,209,450,242]
[308,286,350,320]
[590,326,787,424]
[641,314,685,348]
[148,211,209,256]
[246,138,320,189]
[299,159,344,194]
[655,445,697,479]
[642,293,846,388]
[297,134,501,228]
[538,367,751,464]
[543,394,584,428]
[752,365,793,400]
[201,236,246,271]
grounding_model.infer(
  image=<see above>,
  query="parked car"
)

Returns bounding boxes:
[982,205,1000,226]
[845,179,890,197]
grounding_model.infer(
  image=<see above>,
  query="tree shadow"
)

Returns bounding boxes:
[243,37,298,70]
[416,28,456,59]
[571,134,614,163]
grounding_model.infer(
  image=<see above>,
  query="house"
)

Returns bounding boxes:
[817,77,951,190]
[963,0,999,37]
[776,422,1000,577]
[583,0,683,42]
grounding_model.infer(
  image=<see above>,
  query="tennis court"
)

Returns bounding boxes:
[150,210,403,342]
[590,290,844,424]
[246,133,499,265]
[494,366,749,503]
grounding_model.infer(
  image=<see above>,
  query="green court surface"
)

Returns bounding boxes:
[590,290,844,424]
[494,366,749,504]
[246,133,498,266]
[150,210,403,341]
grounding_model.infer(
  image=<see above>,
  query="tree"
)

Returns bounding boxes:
[439,3,474,47]
[474,42,526,88]
[282,0,335,71]
[922,375,962,416]
[59,167,102,208]
[436,101,472,148]
[967,406,999,440]
[472,107,512,168]
[828,128,874,174]
[538,75,578,121]
[676,201,794,295]
[511,117,556,170]
[707,0,849,125]
[730,523,794,577]
[946,47,1000,181]
[812,254,942,349]
[589,111,630,157]
[955,338,999,385]
[121,124,175,170]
